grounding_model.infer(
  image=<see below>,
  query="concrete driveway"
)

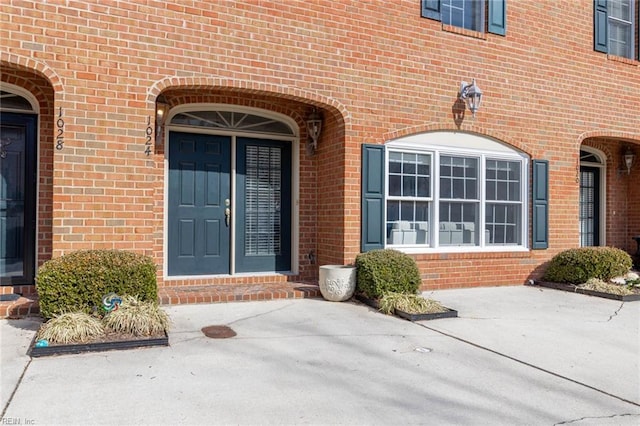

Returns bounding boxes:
[1,286,639,425]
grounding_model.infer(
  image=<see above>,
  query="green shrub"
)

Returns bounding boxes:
[36,250,157,320]
[103,295,170,336]
[355,249,422,299]
[542,247,632,284]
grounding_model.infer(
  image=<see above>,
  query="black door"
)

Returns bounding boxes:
[0,112,37,285]
[579,166,600,246]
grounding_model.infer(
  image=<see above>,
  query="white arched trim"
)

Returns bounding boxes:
[167,103,299,139]
[0,82,39,113]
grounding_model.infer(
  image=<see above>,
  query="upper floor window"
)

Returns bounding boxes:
[594,0,635,59]
[442,0,484,32]
[422,0,506,36]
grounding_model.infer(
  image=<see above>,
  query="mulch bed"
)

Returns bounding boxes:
[535,281,640,302]
[355,294,458,321]
[29,330,169,357]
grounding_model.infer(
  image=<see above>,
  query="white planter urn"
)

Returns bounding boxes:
[319,265,357,302]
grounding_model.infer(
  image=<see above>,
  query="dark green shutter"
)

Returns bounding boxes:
[361,144,385,252]
[488,0,506,36]
[594,0,608,53]
[532,160,549,249]
[421,0,441,20]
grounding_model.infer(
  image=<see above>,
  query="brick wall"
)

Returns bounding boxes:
[2,0,640,290]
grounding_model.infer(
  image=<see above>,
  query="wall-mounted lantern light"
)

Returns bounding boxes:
[306,108,322,155]
[622,146,635,175]
[459,79,483,117]
[155,97,169,146]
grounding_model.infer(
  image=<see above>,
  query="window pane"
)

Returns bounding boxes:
[417,177,430,197]
[244,145,282,255]
[386,201,430,246]
[440,178,451,198]
[439,202,479,246]
[441,0,483,32]
[508,182,519,200]
[403,162,416,174]
[465,179,477,199]
[453,178,465,198]
[610,0,632,20]
[403,176,416,196]
[486,204,521,245]
[389,152,402,173]
[389,175,401,196]
[387,200,399,222]
[401,201,414,221]
[388,151,431,198]
[609,20,633,58]
[486,159,520,201]
[441,156,477,200]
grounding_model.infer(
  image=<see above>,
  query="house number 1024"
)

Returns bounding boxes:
[145,116,152,156]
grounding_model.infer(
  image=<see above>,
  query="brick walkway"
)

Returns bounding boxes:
[0,282,321,319]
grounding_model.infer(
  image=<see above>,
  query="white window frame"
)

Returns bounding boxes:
[441,0,485,32]
[384,132,529,254]
[608,0,634,59]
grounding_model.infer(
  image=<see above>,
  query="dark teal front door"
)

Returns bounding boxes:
[236,138,291,272]
[168,132,231,275]
[168,133,292,276]
[0,112,37,285]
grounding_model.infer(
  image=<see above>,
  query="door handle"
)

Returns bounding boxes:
[224,199,231,227]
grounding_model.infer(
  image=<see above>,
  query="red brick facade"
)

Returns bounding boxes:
[2,0,640,296]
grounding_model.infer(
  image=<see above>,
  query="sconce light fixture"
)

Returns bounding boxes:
[622,146,635,175]
[459,79,483,117]
[306,108,323,155]
[155,97,169,146]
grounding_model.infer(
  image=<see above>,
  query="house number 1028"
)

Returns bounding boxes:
[55,107,64,150]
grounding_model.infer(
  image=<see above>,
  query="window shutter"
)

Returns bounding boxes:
[532,160,549,249]
[594,0,608,53]
[361,144,385,252]
[488,0,506,36]
[421,0,441,20]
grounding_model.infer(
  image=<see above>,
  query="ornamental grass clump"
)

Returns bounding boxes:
[542,247,632,285]
[379,292,446,315]
[36,249,158,320]
[37,312,105,344]
[578,278,635,296]
[355,249,422,299]
[103,295,170,336]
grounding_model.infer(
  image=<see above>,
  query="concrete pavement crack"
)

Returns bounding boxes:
[1,358,31,419]
[607,302,625,322]
[554,413,640,425]
[416,322,640,409]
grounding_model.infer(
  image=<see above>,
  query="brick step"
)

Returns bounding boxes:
[158,282,321,305]
[1,283,321,319]
[0,296,40,319]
